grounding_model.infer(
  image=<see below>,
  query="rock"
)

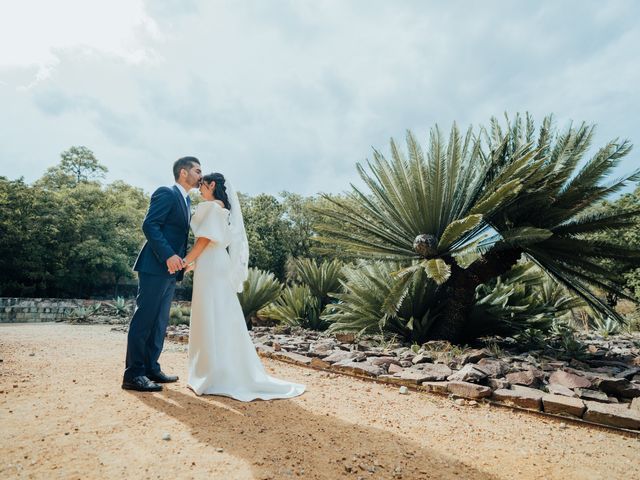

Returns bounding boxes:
[399,386,409,395]
[476,358,508,377]
[512,385,546,396]
[334,332,356,343]
[574,388,612,403]
[379,370,427,385]
[546,383,578,398]
[333,361,384,377]
[275,351,312,366]
[447,364,487,383]
[598,378,640,399]
[492,388,543,410]
[310,357,330,369]
[459,348,491,365]
[411,353,431,365]
[308,342,337,357]
[583,401,640,430]
[216,448,224,453]
[454,398,466,406]
[273,342,281,352]
[414,363,453,381]
[505,370,541,388]
[420,381,450,394]
[388,363,403,374]
[631,398,640,412]
[542,394,586,418]
[548,370,591,389]
[368,356,401,367]
[323,350,361,364]
[488,378,510,390]
[446,381,492,399]
[255,344,275,354]
[162,433,171,441]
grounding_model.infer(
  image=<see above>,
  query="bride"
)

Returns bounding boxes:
[182,172,305,401]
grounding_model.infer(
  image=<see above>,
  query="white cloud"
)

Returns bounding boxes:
[0,0,638,196]
[0,0,160,88]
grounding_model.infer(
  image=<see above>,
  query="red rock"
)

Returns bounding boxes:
[447,381,492,399]
[548,370,591,389]
[333,361,383,377]
[388,363,403,374]
[421,381,450,394]
[505,370,540,388]
[583,401,640,430]
[546,383,577,398]
[492,388,542,410]
[310,357,330,369]
[542,394,586,418]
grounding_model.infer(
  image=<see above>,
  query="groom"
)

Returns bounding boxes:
[122,156,202,392]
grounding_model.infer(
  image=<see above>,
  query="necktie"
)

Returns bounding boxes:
[186,196,191,216]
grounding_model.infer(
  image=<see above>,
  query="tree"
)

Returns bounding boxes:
[316,114,640,342]
[37,146,107,189]
[241,194,290,279]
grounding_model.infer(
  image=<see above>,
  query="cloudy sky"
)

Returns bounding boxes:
[1,0,638,196]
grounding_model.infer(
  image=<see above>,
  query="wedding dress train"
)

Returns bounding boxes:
[187,201,305,401]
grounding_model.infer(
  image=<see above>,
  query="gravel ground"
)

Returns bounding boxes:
[1,323,639,479]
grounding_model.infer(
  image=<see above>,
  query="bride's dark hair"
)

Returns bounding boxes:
[202,172,231,210]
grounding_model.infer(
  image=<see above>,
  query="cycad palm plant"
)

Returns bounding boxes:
[290,257,344,307]
[323,261,439,342]
[238,268,283,328]
[316,114,640,342]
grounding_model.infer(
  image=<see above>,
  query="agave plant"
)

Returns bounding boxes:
[323,261,440,343]
[237,268,283,328]
[316,114,640,342]
[106,296,131,317]
[69,302,102,323]
[259,284,326,330]
[289,257,344,307]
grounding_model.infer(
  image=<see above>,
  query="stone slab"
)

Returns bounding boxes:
[492,388,542,410]
[542,394,586,418]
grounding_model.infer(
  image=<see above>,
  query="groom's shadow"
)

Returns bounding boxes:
[134,387,496,479]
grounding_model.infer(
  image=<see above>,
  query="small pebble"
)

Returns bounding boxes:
[559,422,567,429]
[29,353,35,357]
[162,433,171,441]
[216,447,224,453]
[399,386,409,395]
[454,398,466,406]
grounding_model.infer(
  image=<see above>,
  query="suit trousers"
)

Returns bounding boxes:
[124,273,176,380]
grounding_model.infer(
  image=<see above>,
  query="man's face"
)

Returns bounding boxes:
[184,164,202,188]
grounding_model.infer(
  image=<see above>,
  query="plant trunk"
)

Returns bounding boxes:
[428,248,523,343]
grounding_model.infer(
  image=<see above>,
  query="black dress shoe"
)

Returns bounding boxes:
[122,375,162,392]
[147,371,179,383]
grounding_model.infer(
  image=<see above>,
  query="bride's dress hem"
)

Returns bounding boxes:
[186,382,306,403]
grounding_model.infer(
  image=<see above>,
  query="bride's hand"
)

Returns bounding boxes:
[183,259,195,273]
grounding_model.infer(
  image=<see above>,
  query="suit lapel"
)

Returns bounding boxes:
[172,186,190,225]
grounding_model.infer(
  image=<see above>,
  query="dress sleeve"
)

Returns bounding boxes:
[191,202,227,242]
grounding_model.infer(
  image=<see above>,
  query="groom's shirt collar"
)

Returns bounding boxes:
[174,183,190,208]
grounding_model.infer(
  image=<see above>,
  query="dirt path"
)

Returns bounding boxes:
[1,324,638,479]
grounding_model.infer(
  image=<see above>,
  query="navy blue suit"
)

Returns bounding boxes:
[124,186,190,381]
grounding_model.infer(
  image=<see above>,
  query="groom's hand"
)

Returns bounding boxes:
[166,255,185,274]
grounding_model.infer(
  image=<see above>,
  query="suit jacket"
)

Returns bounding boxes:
[133,185,190,281]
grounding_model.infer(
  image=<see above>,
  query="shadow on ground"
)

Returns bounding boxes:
[133,387,496,480]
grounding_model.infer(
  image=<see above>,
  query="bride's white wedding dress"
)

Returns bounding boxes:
[187,200,305,401]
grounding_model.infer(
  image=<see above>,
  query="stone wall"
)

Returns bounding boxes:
[0,298,95,323]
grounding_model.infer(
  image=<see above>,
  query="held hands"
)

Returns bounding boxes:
[183,260,195,274]
[166,255,185,274]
